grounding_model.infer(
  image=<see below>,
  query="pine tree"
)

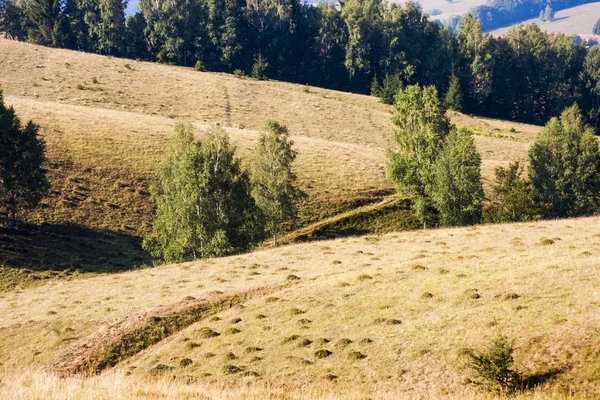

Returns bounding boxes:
[251,121,303,246]
[23,0,67,46]
[386,85,451,227]
[444,72,463,112]
[143,124,264,262]
[251,53,269,80]
[0,90,49,231]
[594,18,600,36]
[428,128,484,226]
[528,104,600,217]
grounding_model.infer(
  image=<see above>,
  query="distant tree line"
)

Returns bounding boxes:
[2,1,600,129]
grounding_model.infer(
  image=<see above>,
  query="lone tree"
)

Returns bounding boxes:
[594,18,600,36]
[252,121,303,246]
[428,128,484,226]
[528,104,600,218]
[144,124,264,262]
[386,84,451,227]
[0,90,49,231]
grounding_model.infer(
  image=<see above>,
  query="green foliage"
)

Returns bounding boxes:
[194,60,207,71]
[485,162,539,223]
[594,18,600,36]
[0,0,28,40]
[370,74,382,97]
[528,104,600,218]
[341,0,381,78]
[444,72,463,112]
[467,336,522,394]
[251,53,269,80]
[251,121,303,246]
[23,0,68,46]
[386,85,451,227]
[143,123,264,262]
[0,90,49,231]
[428,128,484,226]
[379,73,403,105]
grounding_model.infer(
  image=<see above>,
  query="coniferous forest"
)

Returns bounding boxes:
[1,0,600,130]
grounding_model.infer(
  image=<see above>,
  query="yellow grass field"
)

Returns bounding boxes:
[1,38,600,399]
[1,217,600,398]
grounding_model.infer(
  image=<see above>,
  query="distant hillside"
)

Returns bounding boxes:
[0,38,540,290]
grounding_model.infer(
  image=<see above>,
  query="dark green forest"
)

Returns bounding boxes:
[1,0,600,129]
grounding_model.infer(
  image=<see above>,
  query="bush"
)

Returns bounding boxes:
[193,60,207,71]
[466,336,522,394]
[484,162,540,223]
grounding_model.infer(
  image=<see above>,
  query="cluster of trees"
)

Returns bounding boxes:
[387,84,600,228]
[471,0,595,31]
[143,121,302,262]
[0,90,48,231]
[538,5,554,22]
[4,1,600,128]
[386,85,484,228]
[438,16,600,128]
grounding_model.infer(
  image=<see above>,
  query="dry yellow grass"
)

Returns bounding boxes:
[0,369,582,399]
[2,216,600,397]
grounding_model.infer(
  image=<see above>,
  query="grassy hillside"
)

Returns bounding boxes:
[0,38,539,290]
[491,2,600,35]
[1,216,600,398]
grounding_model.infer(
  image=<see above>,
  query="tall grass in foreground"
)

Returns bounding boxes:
[0,370,581,400]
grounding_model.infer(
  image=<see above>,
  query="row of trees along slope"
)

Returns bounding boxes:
[2,1,600,129]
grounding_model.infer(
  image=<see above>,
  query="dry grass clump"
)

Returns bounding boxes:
[198,327,220,338]
[314,349,332,359]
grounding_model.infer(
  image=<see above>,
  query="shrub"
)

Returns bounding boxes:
[193,60,207,71]
[466,336,521,394]
[485,162,540,223]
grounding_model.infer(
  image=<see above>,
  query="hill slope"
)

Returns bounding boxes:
[1,216,600,398]
[0,38,540,290]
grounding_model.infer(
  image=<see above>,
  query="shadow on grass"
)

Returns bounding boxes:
[521,368,564,390]
[0,223,151,291]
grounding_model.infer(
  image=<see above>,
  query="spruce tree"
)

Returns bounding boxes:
[144,124,264,262]
[444,72,463,112]
[252,53,269,80]
[0,90,49,231]
[428,128,484,226]
[251,121,303,247]
[23,0,67,46]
